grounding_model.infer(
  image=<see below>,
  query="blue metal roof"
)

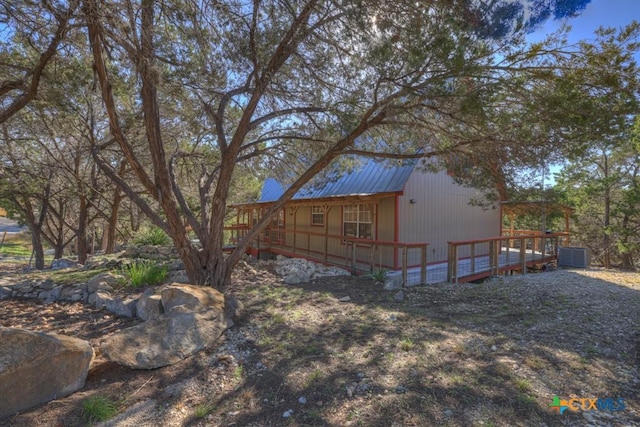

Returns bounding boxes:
[258,158,416,203]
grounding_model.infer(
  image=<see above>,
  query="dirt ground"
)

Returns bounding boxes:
[1,262,639,427]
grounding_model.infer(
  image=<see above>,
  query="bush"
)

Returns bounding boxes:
[82,394,118,424]
[120,260,168,288]
[132,226,171,246]
[367,269,389,283]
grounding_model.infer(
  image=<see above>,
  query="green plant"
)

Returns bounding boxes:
[193,401,216,419]
[82,394,118,424]
[399,338,415,351]
[233,364,244,380]
[306,368,324,386]
[120,260,168,288]
[132,226,171,246]
[367,269,389,283]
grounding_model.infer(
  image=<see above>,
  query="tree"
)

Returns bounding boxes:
[0,0,78,123]
[0,0,599,286]
[79,0,615,288]
[558,115,640,269]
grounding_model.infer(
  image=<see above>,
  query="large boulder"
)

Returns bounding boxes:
[0,328,94,418]
[101,284,234,369]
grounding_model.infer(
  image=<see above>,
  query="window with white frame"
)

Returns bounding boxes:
[271,208,285,244]
[343,204,373,239]
[311,206,324,226]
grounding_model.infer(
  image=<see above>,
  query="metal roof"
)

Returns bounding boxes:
[258,158,416,203]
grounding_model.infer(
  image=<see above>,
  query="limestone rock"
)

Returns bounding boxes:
[383,275,403,290]
[160,283,226,314]
[87,272,123,293]
[102,284,233,369]
[0,328,93,418]
[136,290,164,321]
[51,258,80,269]
[274,256,349,284]
[101,311,230,369]
[166,269,190,284]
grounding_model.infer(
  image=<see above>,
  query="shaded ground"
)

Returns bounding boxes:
[1,262,639,426]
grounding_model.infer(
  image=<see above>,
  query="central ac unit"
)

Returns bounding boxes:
[558,247,591,268]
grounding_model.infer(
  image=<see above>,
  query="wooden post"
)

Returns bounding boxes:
[447,243,458,283]
[324,205,331,262]
[402,246,408,287]
[509,214,516,248]
[505,237,510,265]
[489,240,495,275]
[292,206,298,253]
[351,242,357,275]
[520,237,526,274]
[470,242,475,274]
[369,244,375,272]
[564,211,570,245]
[420,245,427,285]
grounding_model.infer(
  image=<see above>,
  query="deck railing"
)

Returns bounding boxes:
[447,232,569,283]
[222,224,429,285]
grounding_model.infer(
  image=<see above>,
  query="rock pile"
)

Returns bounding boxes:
[101,283,236,369]
[274,256,349,284]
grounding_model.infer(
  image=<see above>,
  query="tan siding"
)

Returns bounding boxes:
[398,169,500,264]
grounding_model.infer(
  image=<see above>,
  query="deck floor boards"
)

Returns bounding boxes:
[388,247,556,285]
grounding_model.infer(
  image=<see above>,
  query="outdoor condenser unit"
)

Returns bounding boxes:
[557,247,591,268]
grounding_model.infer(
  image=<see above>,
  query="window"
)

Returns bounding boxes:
[311,206,324,226]
[343,204,373,239]
[271,209,285,244]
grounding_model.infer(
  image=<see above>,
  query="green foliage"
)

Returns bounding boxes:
[0,236,32,257]
[132,227,171,246]
[556,113,640,268]
[367,269,389,283]
[82,394,118,424]
[120,260,168,288]
[193,401,216,419]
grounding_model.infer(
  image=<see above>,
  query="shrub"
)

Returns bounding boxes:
[82,394,118,424]
[121,260,168,288]
[132,226,171,246]
[367,269,389,283]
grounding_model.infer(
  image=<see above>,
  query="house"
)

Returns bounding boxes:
[228,157,502,281]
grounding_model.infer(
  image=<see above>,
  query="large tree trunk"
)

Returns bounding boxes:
[77,196,88,264]
[603,156,611,269]
[103,190,122,253]
[21,198,46,269]
[30,231,45,270]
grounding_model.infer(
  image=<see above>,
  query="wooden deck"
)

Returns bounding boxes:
[389,247,557,285]
[225,223,569,286]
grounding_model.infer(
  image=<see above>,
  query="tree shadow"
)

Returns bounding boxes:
[206,268,640,426]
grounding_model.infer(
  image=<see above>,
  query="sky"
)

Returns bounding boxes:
[529,0,640,44]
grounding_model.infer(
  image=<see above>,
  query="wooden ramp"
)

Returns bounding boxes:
[389,233,568,285]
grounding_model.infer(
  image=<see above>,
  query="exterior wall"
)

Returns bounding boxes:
[266,197,398,269]
[398,169,500,264]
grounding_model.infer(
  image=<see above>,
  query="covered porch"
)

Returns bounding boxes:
[225,200,573,285]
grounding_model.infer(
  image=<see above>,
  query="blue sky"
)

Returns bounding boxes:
[530,0,640,43]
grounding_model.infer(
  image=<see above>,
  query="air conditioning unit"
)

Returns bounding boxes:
[558,247,591,268]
